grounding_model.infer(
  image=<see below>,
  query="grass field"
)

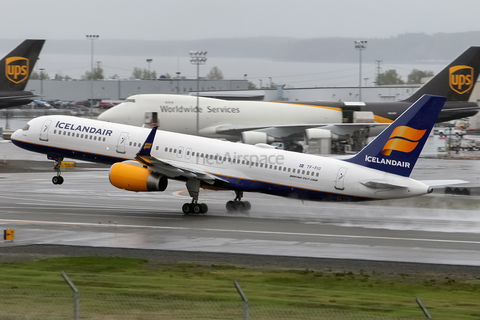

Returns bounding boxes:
[0,256,479,319]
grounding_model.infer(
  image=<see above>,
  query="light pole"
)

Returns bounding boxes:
[189,51,207,136]
[39,68,45,98]
[86,35,99,107]
[176,71,181,94]
[354,40,367,101]
[146,58,152,80]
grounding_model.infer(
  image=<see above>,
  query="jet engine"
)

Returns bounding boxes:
[305,128,340,143]
[109,162,168,192]
[241,131,274,145]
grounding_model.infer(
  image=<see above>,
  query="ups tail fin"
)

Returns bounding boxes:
[404,47,480,103]
[0,39,45,91]
[345,95,446,177]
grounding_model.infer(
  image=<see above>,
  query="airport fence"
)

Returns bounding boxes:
[0,272,477,320]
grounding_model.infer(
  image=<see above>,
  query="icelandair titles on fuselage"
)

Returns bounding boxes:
[160,105,240,113]
[364,155,410,168]
[55,121,113,136]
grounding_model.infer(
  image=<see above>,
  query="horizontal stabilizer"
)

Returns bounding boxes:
[420,180,469,187]
[360,180,408,189]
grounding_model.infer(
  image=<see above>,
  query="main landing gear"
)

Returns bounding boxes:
[50,156,64,185]
[180,180,252,215]
[182,178,208,214]
[226,191,251,213]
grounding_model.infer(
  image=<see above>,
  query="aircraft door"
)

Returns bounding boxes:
[144,112,159,128]
[116,132,129,154]
[39,119,52,141]
[334,167,348,190]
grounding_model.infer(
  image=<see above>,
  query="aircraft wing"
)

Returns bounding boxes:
[134,127,228,185]
[136,155,228,185]
[208,123,387,139]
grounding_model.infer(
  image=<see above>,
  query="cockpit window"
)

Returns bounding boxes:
[125,99,135,103]
[22,124,30,131]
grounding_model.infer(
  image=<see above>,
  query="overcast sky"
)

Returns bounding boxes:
[3,0,480,40]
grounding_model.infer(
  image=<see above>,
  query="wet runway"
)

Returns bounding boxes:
[2,117,480,266]
[0,158,479,266]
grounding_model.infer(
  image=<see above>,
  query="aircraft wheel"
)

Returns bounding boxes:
[193,203,202,214]
[182,203,191,215]
[52,176,63,185]
[226,201,235,212]
[243,201,251,212]
[235,201,245,212]
[200,203,208,214]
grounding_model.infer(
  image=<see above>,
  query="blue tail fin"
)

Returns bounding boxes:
[344,95,446,177]
[137,126,159,157]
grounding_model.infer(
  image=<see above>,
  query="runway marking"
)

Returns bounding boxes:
[1,219,479,245]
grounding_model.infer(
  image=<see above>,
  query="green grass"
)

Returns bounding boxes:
[0,257,479,319]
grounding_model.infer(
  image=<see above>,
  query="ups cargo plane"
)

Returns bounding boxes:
[12,95,460,214]
[98,47,480,149]
[0,39,45,109]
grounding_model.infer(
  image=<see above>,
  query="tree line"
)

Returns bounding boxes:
[29,66,433,86]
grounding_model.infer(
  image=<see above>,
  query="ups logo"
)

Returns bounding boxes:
[449,65,473,94]
[6,56,29,84]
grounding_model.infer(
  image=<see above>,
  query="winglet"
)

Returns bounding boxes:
[344,95,446,177]
[137,126,159,157]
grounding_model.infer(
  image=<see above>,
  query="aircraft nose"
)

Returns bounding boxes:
[10,129,21,140]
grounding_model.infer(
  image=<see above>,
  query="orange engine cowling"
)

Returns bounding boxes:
[109,162,168,192]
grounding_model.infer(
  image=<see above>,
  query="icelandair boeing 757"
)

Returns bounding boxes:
[12,95,455,214]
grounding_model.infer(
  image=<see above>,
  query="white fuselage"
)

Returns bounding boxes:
[97,94,343,139]
[11,115,430,201]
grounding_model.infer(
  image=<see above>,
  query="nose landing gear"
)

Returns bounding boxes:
[50,156,64,185]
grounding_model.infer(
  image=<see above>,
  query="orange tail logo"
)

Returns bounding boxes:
[381,126,426,156]
[449,65,473,94]
[6,57,29,84]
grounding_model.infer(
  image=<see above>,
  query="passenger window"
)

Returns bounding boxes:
[165,147,168,152]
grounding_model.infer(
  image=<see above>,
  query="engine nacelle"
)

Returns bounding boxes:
[241,131,274,145]
[305,128,340,143]
[109,162,168,192]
